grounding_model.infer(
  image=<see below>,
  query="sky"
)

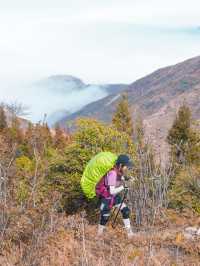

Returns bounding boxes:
[0,0,200,122]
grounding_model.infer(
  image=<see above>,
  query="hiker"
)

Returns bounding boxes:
[81,152,134,238]
[95,154,134,238]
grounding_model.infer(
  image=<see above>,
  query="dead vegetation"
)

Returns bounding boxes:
[1,209,200,266]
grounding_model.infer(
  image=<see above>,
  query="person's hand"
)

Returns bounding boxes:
[124,176,130,181]
[124,185,129,193]
[121,175,131,181]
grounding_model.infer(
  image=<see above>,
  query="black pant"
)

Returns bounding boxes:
[99,195,130,226]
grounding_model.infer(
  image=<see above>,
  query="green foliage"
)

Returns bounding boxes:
[75,118,135,156]
[15,156,34,206]
[112,93,134,137]
[15,155,51,207]
[169,166,200,214]
[47,118,136,213]
[167,104,191,146]
[16,155,34,173]
[167,104,200,165]
[48,145,90,192]
[47,145,90,213]
[16,179,30,205]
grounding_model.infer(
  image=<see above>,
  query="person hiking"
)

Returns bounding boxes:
[95,154,134,238]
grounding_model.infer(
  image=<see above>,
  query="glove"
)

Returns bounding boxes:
[121,175,130,181]
[124,176,131,181]
[124,185,129,193]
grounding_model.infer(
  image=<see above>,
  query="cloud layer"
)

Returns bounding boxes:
[0,0,199,121]
[0,0,200,83]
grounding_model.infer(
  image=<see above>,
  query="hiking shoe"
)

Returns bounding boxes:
[126,228,135,239]
[97,225,105,236]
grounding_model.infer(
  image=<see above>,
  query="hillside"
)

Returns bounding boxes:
[59,56,200,158]
[1,96,200,265]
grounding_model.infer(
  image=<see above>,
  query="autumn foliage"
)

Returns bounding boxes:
[0,101,200,265]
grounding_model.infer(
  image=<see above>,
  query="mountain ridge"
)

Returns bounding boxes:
[58,55,200,159]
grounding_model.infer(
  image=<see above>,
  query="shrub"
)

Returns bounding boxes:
[47,118,136,214]
[168,165,200,214]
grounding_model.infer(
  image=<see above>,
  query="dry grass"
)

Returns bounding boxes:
[1,209,200,266]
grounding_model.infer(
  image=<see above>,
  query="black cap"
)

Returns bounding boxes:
[116,154,133,168]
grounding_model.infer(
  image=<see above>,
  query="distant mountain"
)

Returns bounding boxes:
[58,56,200,158]
[33,75,128,125]
[36,75,128,95]
[36,75,85,94]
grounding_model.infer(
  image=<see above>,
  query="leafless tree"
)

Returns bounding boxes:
[6,101,30,117]
[0,137,17,243]
[128,140,174,227]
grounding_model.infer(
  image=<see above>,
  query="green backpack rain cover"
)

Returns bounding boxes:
[81,152,117,199]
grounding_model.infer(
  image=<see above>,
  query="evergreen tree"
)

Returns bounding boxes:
[167,104,200,165]
[112,93,134,137]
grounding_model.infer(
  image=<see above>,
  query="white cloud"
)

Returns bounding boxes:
[72,1,200,27]
[0,0,199,122]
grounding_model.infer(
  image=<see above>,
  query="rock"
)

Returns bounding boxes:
[196,228,200,236]
[183,226,200,239]
[184,227,198,235]
[183,232,195,240]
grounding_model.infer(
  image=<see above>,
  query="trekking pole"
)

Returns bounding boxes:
[109,204,118,223]
[111,188,128,229]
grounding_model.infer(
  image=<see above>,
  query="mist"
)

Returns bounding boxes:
[0,77,108,124]
[0,0,200,125]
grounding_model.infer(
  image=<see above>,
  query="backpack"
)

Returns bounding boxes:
[81,152,117,199]
[95,173,110,199]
